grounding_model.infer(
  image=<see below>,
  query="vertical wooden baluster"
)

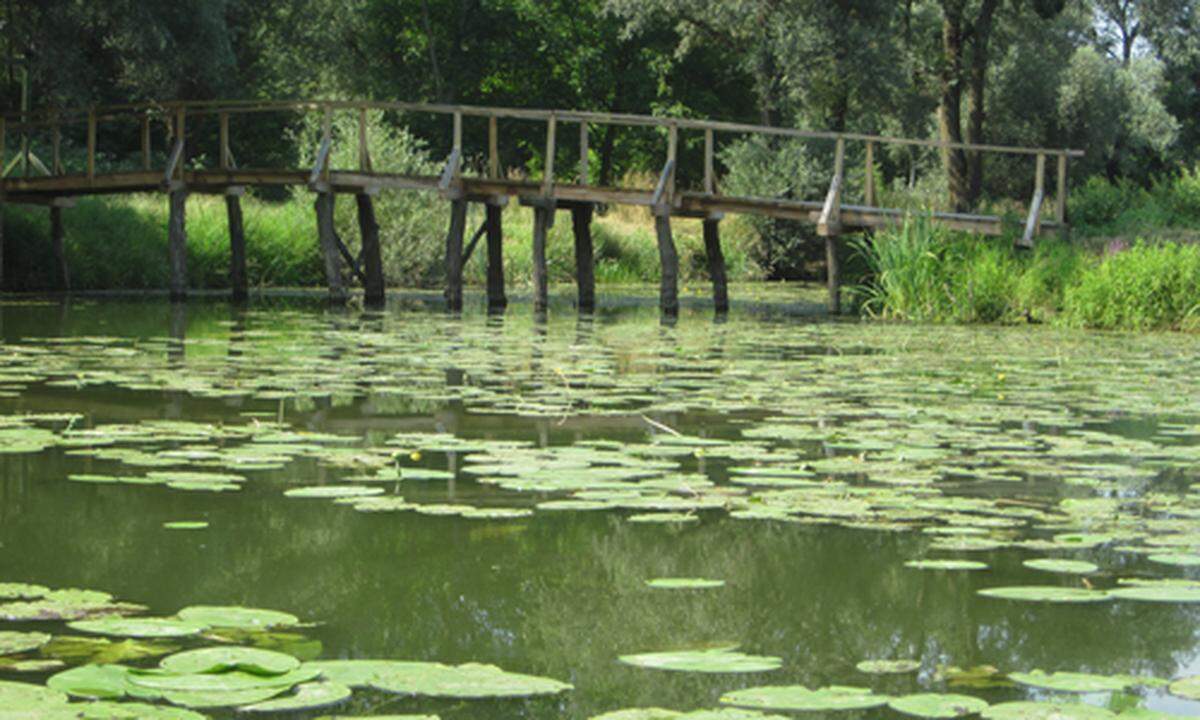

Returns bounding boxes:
[453,111,463,155]
[579,122,589,185]
[1056,154,1068,226]
[219,112,230,171]
[1035,153,1046,236]
[488,115,499,179]
[542,113,557,196]
[666,123,677,204]
[358,107,371,172]
[865,141,876,207]
[704,128,714,196]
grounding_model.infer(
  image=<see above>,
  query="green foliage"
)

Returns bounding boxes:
[1069,165,1200,238]
[1061,241,1200,331]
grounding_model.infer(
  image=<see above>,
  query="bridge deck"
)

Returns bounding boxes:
[0,100,1081,313]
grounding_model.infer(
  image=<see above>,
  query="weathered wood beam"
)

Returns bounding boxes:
[485,202,506,311]
[865,141,876,207]
[1020,154,1047,249]
[826,236,841,315]
[817,137,845,236]
[1056,154,1068,226]
[542,113,557,197]
[168,189,188,301]
[703,214,728,313]
[488,116,499,180]
[314,192,347,303]
[572,204,595,313]
[531,200,555,312]
[655,212,679,316]
[579,123,589,185]
[704,128,715,195]
[444,198,468,311]
[50,205,70,291]
[226,188,248,302]
[462,219,488,266]
[357,193,384,307]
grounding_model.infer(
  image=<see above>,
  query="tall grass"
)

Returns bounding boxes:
[1061,241,1200,330]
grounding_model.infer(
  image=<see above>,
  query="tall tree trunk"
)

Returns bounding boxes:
[965,0,999,204]
[938,1,970,212]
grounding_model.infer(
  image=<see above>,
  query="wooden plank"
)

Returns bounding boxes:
[542,113,557,196]
[444,198,468,311]
[655,214,679,315]
[579,122,589,184]
[226,192,248,302]
[488,115,499,179]
[667,123,677,203]
[87,110,96,181]
[357,193,385,306]
[572,204,595,312]
[532,203,553,311]
[314,192,347,303]
[704,128,714,195]
[168,190,188,301]
[703,216,728,313]
[50,206,70,291]
[485,202,506,310]
[865,141,876,207]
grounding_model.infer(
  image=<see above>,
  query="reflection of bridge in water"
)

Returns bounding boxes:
[0,100,1082,314]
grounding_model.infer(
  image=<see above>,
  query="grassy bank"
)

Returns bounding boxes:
[852,219,1200,331]
[1,193,762,292]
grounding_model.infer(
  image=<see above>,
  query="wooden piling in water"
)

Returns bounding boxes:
[571,204,595,313]
[654,211,679,316]
[50,205,69,291]
[168,190,188,302]
[226,188,247,303]
[531,201,553,312]
[444,198,468,311]
[314,192,347,303]
[485,202,506,311]
[703,215,728,313]
[357,193,385,307]
[825,237,841,315]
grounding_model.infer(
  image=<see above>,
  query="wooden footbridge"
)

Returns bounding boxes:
[0,100,1083,314]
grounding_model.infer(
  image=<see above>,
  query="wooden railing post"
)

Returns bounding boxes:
[865,141,876,207]
[542,112,557,196]
[358,107,371,172]
[1056,154,1068,226]
[666,122,677,204]
[219,112,230,171]
[488,115,499,179]
[1020,153,1047,248]
[453,111,463,155]
[579,122,589,185]
[141,115,151,171]
[87,109,97,181]
[704,128,715,195]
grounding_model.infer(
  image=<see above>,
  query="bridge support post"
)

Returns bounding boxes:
[226,188,247,303]
[356,193,385,308]
[0,200,4,292]
[825,236,841,315]
[444,198,468,312]
[571,204,595,313]
[703,214,728,314]
[654,210,679,316]
[485,201,506,311]
[168,189,188,302]
[314,192,347,303]
[50,205,70,292]
[530,200,555,313]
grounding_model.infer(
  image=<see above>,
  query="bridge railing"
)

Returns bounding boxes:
[1,100,1082,238]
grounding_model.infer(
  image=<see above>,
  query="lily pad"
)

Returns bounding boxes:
[239,681,352,712]
[163,522,208,530]
[176,605,299,630]
[0,679,70,709]
[645,578,726,590]
[905,560,988,571]
[1023,559,1099,575]
[0,631,51,656]
[620,648,782,674]
[857,659,921,674]
[75,702,208,719]
[889,693,990,718]
[981,701,1115,719]
[46,664,144,700]
[1009,670,1133,693]
[0,583,49,601]
[1148,554,1200,567]
[160,646,301,675]
[69,617,208,639]
[1109,586,1200,603]
[721,685,889,712]
[284,485,384,499]
[368,661,572,698]
[977,586,1110,603]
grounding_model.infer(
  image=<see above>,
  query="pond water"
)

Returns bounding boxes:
[1,289,1200,719]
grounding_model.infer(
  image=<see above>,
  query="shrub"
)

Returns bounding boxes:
[1062,241,1200,330]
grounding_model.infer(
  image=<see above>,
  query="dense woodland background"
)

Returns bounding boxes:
[1,1,1200,308]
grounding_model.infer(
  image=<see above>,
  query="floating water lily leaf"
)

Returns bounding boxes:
[0,589,144,622]
[161,685,288,709]
[284,486,384,499]
[69,617,207,639]
[40,636,180,665]
[0,679,70,709]
[75,701,208,719]
[368,661,572,698]
[239,681,352,712]
[981,701,1115,719]
[1010,670,1133,693]
[1148,554,1200,567]
[46,664,144,700]
[905,560,988,571]
[857,659,920,674]
[0,658,63,672]
[160,646,300,675]
[302,660,409,687]
[129,666,318,693]
[889,693,989,718]
[1168,675,1200,700]
[176,606,299,630]
[645,578,725,590]
[592,711,788,720]
[939,665,1012,690]
[0,631,51,656]
[1023,559,1099,575]
[1109,586,1200,603]
[628,513,699,524]
[978,586,1110,603]
[620,648,781,674]
[721,685,889,712]
[163,522,208,530]
[0,583,49,600]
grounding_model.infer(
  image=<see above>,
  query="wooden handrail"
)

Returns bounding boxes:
[0,98,1086,159]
